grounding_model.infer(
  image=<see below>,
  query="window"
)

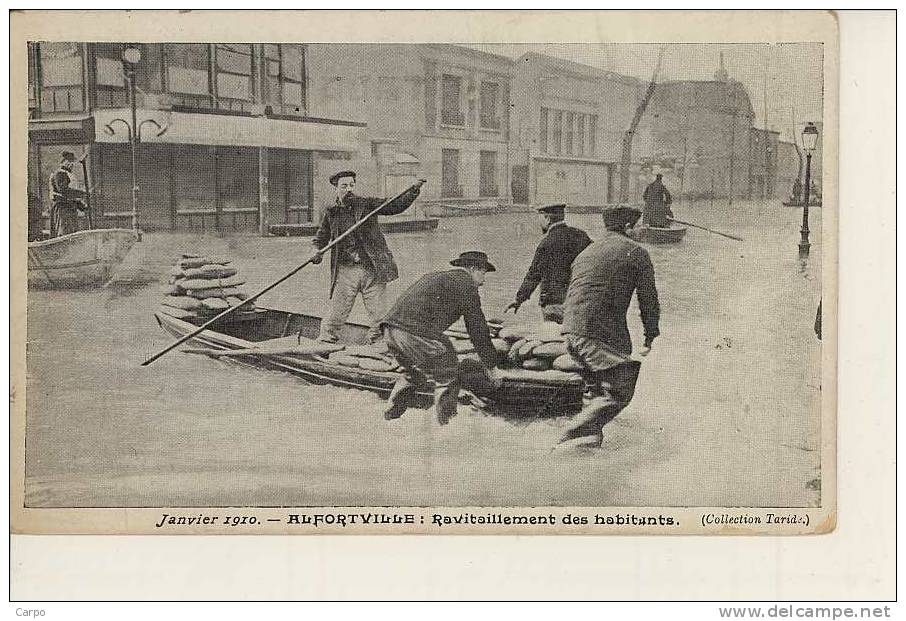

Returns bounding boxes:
[441,148,462,198]
[551,110,562,155]
[480,81,500,129]
[38,42,85,113]
[588,114,596,155]
[540,107,549,154]
[576,114,586,156]
[441,74,464,126]
[164,44,211,108]
[216,147,258,212]
[215,44,254,112]
[565,112,574,155]
[264,44,305,114]
[479,151,498,197]
[94,43,128,108]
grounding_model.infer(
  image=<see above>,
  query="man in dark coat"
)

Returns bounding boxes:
[557,206,661,449]
[505,204,591,323]
[312,171,422,344]
[381,251,500,425]
[642,173,673,228]
[48,151,87,237]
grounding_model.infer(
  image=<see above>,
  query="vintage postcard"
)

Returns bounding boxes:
[10,9,837,535]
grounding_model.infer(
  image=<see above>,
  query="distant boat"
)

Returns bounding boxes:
[423,201,502,217]
[782,200,823,208]
[28,229,138,289]
[625,223,688,244]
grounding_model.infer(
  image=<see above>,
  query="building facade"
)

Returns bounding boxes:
[510,52,647,208]
[27,42,367,233]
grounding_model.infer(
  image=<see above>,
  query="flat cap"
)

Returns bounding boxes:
[535,203,566,214]
[329,170,356,186]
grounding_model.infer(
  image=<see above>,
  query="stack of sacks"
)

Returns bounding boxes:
[494,321,584,372]
[159,253,251,321]
[326,344,401,373]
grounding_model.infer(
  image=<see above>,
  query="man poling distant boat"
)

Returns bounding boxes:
[48,150,88,238]
[505,204,592,324]
[312,170,423,345]
[556,206,661,449]
[642,173,674,228]
[380,251,501,425]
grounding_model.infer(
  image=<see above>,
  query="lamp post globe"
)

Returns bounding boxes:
[122,46,141,65]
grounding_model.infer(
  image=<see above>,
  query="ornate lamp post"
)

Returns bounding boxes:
[102,46,167,241]
[798,121,819,258]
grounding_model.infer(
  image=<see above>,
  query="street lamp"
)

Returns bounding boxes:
[798,121,819,258]
[123,45,141,239]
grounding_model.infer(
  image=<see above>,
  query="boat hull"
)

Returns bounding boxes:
[28,229,138,289]
[154,309,584,417]
[626,224,687,244]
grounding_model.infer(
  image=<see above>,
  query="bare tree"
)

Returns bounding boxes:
[618,47,664,203]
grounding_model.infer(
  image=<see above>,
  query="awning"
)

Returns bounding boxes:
[93,109,365,152]
[28,115,95,144]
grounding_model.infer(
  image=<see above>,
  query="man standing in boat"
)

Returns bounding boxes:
[380,251,500,425]
[48,151,88,237]
[505,204,591,324]
[311,171,423,345]
[642,173,674,228]
[556,206,660,449]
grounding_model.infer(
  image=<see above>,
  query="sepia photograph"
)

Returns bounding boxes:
[11,10,836,534]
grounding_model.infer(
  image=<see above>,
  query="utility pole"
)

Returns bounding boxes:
[618,47,664,203]
[727,89,737,208]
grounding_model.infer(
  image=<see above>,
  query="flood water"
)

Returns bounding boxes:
[24,199,823,508]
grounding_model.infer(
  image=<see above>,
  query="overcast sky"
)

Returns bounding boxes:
[471,43,824,145]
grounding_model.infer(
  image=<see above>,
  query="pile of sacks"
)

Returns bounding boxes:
[492,321,584,372]
[159,253,253,321]
[326,345,401,373]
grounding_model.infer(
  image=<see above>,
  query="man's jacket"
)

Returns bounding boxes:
[381,268,497,369]
[312,186,419,297]
[563,231,660,356]
[515,222,591,307]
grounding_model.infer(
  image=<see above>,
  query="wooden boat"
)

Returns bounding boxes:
[28,229,138,289]
[782,200,823,208]
[154,307,584,417]
[423,202,501,218]
[625,223,687,244]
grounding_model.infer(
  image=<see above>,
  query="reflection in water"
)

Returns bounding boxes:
[24,200,822,508]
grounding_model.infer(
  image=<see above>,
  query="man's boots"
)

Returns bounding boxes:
[434,381,460,425]
[384,378,417,420]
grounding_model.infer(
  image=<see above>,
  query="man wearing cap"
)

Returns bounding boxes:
[642,173,674,228]
[557,206,660,449]
[312,170,422,344]
[505,204,592,323]
[48,151,87,237]
[380,251,500,425]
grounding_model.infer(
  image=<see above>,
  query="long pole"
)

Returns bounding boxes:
[78,154,93,229]
[670,217,743,242]
[142,180,426,366]
[126,61,141,241]
[799,152,812,257]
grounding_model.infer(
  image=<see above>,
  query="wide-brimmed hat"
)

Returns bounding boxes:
[329,170,356,186]
[60,151,76,162]
[602,206,642,230]
[535,203,566,215]
[450,250,496,272]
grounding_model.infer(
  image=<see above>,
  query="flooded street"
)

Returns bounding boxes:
[25,199,822,508]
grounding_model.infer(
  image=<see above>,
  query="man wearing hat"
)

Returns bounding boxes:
[48,151,87,237]
[642,173,674,228]
[312,170,423,344]
[505,204,591,323]
[557,206,660,449]
[380,251,500,425]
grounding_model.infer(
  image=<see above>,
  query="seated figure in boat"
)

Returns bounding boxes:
[380,251,500,425]
[642,173,674,228]
[506,203,592,324]
[48,151,87,238]
[311,170,422,345]
[556,207,660,449]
